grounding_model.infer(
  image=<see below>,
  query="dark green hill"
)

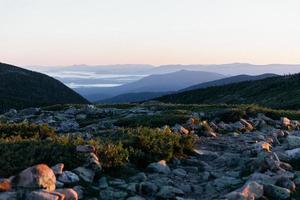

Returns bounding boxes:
[157,73,300,109]
[0,62,89,113]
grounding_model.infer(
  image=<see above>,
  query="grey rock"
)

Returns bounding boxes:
[58,171,80,185]
[73,167,95,183]
[147,160,171,174]
[156,186,184,199]
[172,169,187,177]
[264,184,291,200]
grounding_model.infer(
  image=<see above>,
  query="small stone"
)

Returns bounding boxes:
[98,177,109,189]
[281,117,291,127]
[56,188,78,200]
[129,172,147,182]
[147,160,171,174]
[126,196,145,200]
[225,181,263,200]
[99,187,128,200]
[172,169,187,177]
[138,182,158,195]
[156,186,184,199]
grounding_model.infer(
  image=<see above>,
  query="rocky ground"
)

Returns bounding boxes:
[1,104,300,199]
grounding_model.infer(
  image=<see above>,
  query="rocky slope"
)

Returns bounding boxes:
[1,104,300,199]
[0,62,89,113]
[157,73,300,110]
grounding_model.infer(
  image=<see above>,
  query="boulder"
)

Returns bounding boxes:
[225,181,263,200]
[0,192,17,200]
[56,188,78,200]
[213,176,242,191]
[264,184,291,200]
[285,148,300,159]
[147,160,171,174]
[287,135,300,149]
[0,178,12,192]
[275,177,296,192]
[156,186,184,199]
[73,167,95,183]
[58,171,80,185]
[12,164,56,191]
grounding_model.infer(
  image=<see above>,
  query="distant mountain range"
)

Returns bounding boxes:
[100,73,278,103]
[79,70,226,101]
[0,63,89,113]
[157,73,300,109]
[180,73,278,92]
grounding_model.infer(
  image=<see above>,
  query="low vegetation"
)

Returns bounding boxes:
[0,122,196,177]
[157,73,300,110]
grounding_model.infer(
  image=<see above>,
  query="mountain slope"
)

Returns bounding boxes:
[82,70,226,101]
[99,92,170,103]
[0,63,89,113]
[181,73,278,92]
[157,73,300,109]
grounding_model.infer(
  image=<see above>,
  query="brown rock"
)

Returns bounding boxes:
[0,179,12,192]
[12,164,56,191]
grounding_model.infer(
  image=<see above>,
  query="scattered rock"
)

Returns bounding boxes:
[73,167,95,183]
[56,188,78,200]
[156,186,184,199]
[147,160,171,174]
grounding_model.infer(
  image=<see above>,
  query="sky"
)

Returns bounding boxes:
[1,0,300,66]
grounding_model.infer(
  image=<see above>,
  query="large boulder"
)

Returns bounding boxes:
[147,160,171,174]
[12,164,56,191]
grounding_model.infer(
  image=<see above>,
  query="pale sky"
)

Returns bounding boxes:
[1,0,300,66]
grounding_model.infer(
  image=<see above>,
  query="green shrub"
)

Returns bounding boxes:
[0,136,86,177]
[0,122,55,139]
[114,114,189,128]
[97,143,129,169]
[119,127,197,167]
